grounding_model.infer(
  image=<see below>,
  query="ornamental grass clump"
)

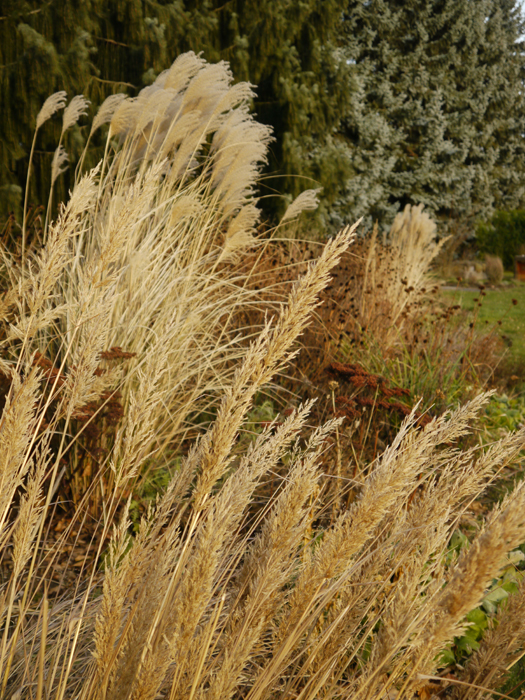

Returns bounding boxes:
[1,55,525,700]
[237,202,445,376]
[6,51,294,507]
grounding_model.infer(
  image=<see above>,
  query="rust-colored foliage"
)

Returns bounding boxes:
[325,361,429,426]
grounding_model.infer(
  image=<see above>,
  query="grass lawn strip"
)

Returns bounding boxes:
[441,281,525,367]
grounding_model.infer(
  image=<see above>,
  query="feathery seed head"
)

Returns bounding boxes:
[218,204,260,262]
[164,50,207,92]
[62,94,90,133]
[109,97,139,137]
[91,93,127,135]
[282,188,323,223]
[36,90,67,130]
[51,144,69,185]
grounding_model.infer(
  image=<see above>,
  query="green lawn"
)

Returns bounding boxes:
[440,280,525,368]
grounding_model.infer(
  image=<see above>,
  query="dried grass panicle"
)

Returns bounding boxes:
[108,416,319,697]
[281,188,323,223]
[389,203,441,284]
[191,222,359,511]
[36,91,68,130]
[17,166,98,325]
[10,455,47,578]
[219,203,261,262]
[62,165,162,414]
[296,203,446,355]
[359,204,445,344]
[90,94,127,136]
[455,573,525,699]
[160,51,206,93]
[62,95,90,133]
[85,217,356,700]
[415,478,525,677]
[378,423,525,598]
[267,393,506,691]
[208,107,273,219]
[46,52,277,469]
[145,227,357,694]
[91,507,136,691]
[23,91,68,265]
[288,393,488,604]
[109,345,169,488]
[205,421,339,700]
[0,370,41,534]
[51,144,69,185]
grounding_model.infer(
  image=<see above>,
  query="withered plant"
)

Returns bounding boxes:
[1,58,525,700]
[1,53,320,508]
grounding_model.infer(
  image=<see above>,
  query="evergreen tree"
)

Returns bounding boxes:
[334,0,525,231]
[208,0,353,221]
[0,0,352,222]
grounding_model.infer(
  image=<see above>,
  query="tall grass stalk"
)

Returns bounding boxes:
[21,91,67,268]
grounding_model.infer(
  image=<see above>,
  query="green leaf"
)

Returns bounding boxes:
[482,586,508,613]
[466,608,488,631]
[437,648,456,667]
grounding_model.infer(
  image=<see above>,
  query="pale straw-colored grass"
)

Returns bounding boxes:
[5,53,282,508]
[1,55,525,700]
[356,203,446,350]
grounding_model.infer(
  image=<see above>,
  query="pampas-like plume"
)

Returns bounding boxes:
[281,188,323,223]
[36,91,67,130]
[51,144,69,185]
[45,95,90,237]
[163,51,207,92]
[59,52,279,462]
[218,204,260,262]
[208,106,273,218]
[63,164,162,415]
[108,97,137,137]
[349,203,446,351]
[23,91,68,264]
[90,94,127,135]
[62,95,90,133]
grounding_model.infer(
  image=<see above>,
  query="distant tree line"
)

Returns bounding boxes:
[1,0,525,232]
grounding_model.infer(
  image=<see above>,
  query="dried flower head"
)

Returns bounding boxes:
[51,144,69,185]
[281,188,322,223]
[109,98,139,137]
[36,91,67,130]
[219,204,260,261]
[91,93,127,135]
[62,94,91,133]
[164,50,207,92]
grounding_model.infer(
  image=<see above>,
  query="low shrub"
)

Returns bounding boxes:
[485,254,504,284]
[477,209,525,270]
